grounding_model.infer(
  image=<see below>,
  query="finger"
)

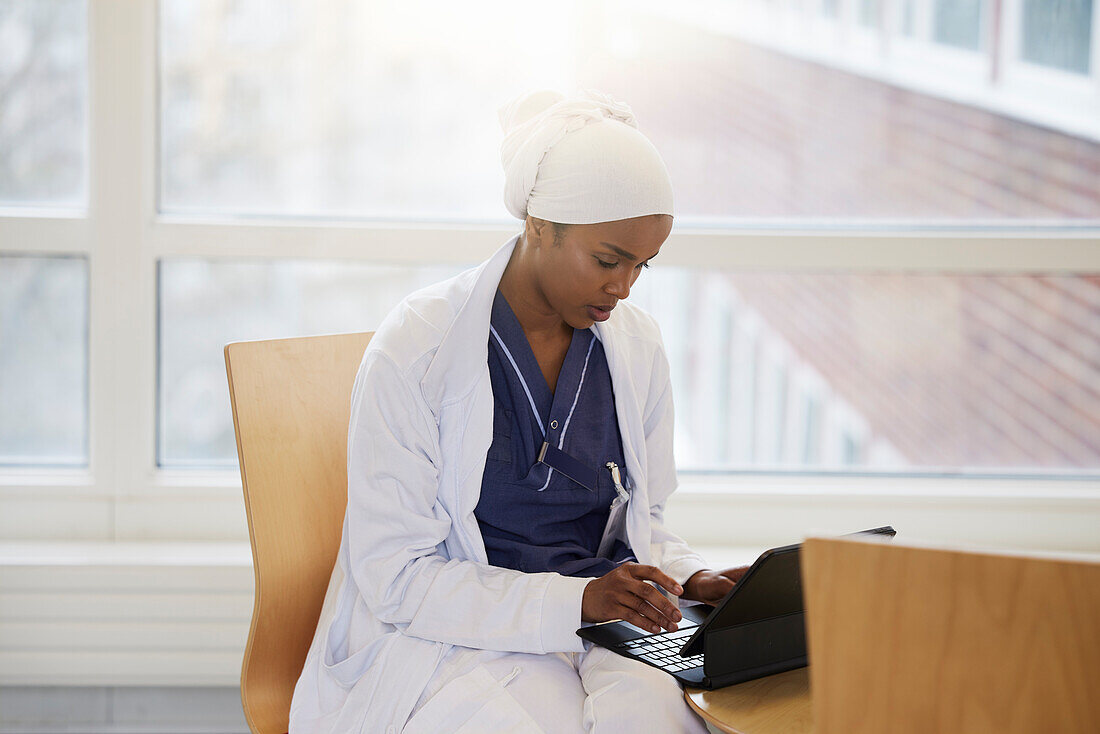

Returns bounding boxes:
[626,586,681,631]
[622,608,663,635]
[615,585,676,630]
[624,594,678,632]
[710,576,736,594]
[629,564,684,596]
[721,565,750,583]
[633,580,682,624]
[703,591,731,606]
[704,577,736,604]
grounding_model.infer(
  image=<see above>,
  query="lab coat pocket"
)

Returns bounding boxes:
[401,665,542,734]
[319,578,378,689]
[596,493,628,559]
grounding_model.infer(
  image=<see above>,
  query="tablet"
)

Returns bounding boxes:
[678,525,895,657]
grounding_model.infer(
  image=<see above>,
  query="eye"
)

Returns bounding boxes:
[595,257,618,269]
[636,261,651,270]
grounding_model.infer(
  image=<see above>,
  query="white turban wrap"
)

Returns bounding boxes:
[498,90,674,224]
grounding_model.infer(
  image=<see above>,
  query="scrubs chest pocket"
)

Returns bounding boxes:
[483,420,598,495]
[537,442,599,492]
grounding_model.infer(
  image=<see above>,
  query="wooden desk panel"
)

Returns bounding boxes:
[684,668,811,734]
[803,538,1100,734]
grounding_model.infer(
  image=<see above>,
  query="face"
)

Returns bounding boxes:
[528,214,673,330]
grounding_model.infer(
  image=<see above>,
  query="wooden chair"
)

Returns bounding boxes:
[225,332,373,734]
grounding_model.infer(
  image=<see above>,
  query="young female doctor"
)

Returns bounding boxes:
[288,90,748,733]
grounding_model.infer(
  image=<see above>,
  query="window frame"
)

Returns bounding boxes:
[1,0,1099,543]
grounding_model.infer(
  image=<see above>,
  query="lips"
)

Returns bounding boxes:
[586,304,615,322]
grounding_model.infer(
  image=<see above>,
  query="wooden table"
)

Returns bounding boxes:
[684,668,811,734]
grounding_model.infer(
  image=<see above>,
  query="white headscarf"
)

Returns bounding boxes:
[498,90,674,224]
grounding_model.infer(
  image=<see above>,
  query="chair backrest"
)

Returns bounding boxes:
[802,537,1100,734]
[225,332,373,734]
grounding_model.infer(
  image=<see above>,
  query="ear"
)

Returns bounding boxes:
[525,217,552,249]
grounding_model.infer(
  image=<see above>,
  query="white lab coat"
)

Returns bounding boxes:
[289,234,708,734]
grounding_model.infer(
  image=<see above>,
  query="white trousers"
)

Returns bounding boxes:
[401,641,710,734]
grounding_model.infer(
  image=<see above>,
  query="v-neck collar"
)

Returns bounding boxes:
[491,290,594,435]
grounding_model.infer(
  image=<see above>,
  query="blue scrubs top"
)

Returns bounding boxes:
[475,290,636,578]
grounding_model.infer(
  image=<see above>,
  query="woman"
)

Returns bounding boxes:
[289,90,747,733]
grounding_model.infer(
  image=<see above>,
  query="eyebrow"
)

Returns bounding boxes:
[599,242,640,261]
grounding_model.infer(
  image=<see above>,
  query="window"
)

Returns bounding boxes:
[859,0,882,29]
[0,255,88,466]
[157,259,464,467]
[933,0,984,51]
[0,0,87,208]
[1021,0,1093,74]
[1,1,1098,548]
[159,0,578,220]
[0,1,88,470]
[634,270,1100,474]
[899,0,918,37]
[149,0,1100,474]
[159,0,1100,224]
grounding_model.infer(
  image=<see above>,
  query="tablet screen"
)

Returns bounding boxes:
[707,546,802,627]
[679,527,895,657]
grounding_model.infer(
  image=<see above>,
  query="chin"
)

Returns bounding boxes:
[562,310,593,330]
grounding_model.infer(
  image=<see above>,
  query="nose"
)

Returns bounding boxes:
[605,272,631,301]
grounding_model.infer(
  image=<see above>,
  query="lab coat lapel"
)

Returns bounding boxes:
[421,235,518,404]
[594,320,653,566]
[420,235,519,564]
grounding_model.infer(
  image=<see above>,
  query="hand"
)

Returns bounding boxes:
[582,562,684,634]
[682,566,750,606]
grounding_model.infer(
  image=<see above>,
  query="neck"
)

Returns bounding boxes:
[499,237,572,342]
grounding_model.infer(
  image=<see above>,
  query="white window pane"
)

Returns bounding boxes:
[933,0,983,50]
[0,0,87,207]
[157,258,465,468]
[160,258,1100,476]
[630,270,1100,474]
[1021,0,1093,74]
[0,255,87,466]
[858,0,881,28]
[159,0,575,220]
[160,0,1100,223]
[899,0,918,36]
